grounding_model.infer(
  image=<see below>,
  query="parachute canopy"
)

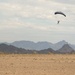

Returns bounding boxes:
[54,11,66,17]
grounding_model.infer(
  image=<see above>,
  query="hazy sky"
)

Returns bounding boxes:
[0,0,75,44]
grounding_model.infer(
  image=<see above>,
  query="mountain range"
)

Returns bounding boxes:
[0,43,75,54]
[4,40,75,50]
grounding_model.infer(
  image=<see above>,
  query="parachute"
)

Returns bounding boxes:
[54,11,66,17]
[54,11,66,24]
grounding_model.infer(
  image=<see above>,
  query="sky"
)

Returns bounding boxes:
[0,0,75,44]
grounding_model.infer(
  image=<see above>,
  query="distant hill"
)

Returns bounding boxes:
[38,48,56,54]
[57,44,75,54]
[50,40,68,50]
[0,44,35,54]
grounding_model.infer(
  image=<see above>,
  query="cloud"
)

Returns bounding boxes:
[52,0,75,5]
[0,0,75,43]
[0,0,75,21]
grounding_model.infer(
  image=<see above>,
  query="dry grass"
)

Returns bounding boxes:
[0,54,75,75]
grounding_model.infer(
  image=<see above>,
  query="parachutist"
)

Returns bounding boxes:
[54,11,66,24]
[57,21,60,24]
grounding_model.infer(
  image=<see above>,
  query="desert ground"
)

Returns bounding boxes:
[0,54,75,75]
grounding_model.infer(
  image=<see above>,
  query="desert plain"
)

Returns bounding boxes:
[0,54,75,75]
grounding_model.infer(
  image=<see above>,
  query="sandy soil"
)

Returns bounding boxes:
[0,54,75,75]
